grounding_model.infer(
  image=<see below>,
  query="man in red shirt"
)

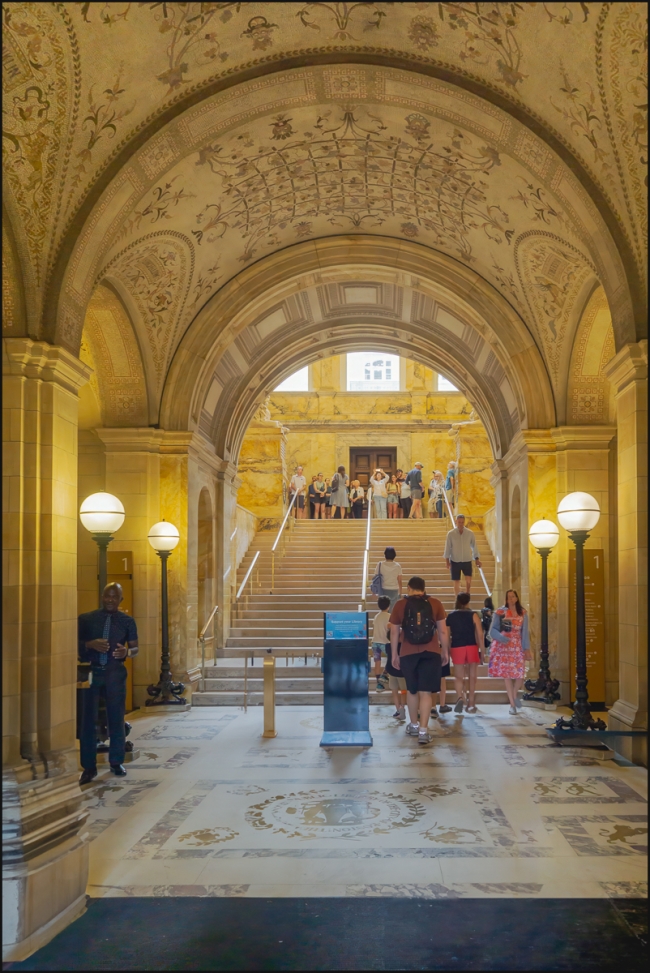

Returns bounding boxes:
[389,576,449,745]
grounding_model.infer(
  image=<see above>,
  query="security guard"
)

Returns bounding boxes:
[78,582,138,785]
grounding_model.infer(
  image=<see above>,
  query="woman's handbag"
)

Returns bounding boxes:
[370,561,384,596]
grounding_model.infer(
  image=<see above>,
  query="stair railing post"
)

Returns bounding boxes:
[263,651,277,737]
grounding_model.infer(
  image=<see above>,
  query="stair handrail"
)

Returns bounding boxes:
[237,550,260,602]
[361,487,373,610]
[271,489,298,592]
[443,490,492,597]
[199,605,219,691]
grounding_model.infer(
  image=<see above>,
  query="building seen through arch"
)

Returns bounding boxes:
[2,2,647,964]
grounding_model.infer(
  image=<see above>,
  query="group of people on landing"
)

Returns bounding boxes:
[369,538,529,744]
[289,461,458,520]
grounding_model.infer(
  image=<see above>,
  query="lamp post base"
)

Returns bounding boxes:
[145,680,187,706]
[523,672,561,706]
[553,710,607,732]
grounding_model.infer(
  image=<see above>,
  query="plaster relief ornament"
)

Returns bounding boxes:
[2,2,76,279]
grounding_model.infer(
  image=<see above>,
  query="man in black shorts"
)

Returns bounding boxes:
[444,514,482,596]
[389,577,449,745]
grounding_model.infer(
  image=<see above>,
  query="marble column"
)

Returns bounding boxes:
[3,338,91,961]
[215,463,240,650]
[489,459,509,609]
[604,341,648,764]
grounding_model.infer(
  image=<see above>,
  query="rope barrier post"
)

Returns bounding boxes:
[262,651,277,738]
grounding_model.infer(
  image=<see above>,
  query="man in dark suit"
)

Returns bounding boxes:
[78,583,138,785]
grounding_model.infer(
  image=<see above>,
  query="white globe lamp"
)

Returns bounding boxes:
[79,492,125,535]
[557,492,600,533]
[148,520,180,553]
[528,519,560,551]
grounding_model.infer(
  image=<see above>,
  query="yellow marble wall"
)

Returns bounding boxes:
[237,419,287,526]
[237,356,495,523]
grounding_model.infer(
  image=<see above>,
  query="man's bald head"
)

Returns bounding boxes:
[102,583,123,612]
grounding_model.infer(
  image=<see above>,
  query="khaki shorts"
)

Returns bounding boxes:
[388,674,407,691]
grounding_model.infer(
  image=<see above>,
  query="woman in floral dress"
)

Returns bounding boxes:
[488,589,531,715]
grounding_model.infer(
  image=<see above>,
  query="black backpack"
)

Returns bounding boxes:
[402,595,436,645]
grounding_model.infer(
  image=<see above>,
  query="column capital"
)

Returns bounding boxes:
[96,428,165,451]
[550,425,617,450]
[604,339,647,394]
[2,337,91,394]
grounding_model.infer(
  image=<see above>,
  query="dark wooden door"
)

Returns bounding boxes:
[349,447,397,489]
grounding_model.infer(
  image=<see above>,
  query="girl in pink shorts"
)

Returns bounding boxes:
[446,592,484,713]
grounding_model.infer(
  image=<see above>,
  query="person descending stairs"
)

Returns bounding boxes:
[193,518,503,705]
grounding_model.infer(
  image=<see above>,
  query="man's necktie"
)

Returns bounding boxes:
[100,615,110,666]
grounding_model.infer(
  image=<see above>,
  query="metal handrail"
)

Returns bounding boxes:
[443,490,491,596]
[271,489,298,592]
[361,487,373,610]
[237,550,260,600]
[199,605,219,691]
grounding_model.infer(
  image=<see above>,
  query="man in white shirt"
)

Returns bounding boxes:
[290,466,307,518]
[444,514,482,595]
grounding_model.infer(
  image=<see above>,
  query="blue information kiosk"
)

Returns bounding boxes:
[320,611,372,748]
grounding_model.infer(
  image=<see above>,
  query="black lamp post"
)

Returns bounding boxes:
[554,493,606,732]
[524,519,561,705]
[146,520,187,706]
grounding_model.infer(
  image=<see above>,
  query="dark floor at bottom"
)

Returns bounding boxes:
[4,897,648,971]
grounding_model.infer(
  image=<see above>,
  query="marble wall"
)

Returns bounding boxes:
[238,357,495,526]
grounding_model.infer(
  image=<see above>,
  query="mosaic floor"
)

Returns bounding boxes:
[83,705,647,901]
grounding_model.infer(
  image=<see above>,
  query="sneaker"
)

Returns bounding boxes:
[509,705,518,715]
[466,705,478,714]
[392,710,401,719]
[397,707,406,722]
[418,729,431,745]
[406,722,419,736]
[515,697,523,709]
[454,697,464,713]
[430,707,438,719]
[439,704,452,713]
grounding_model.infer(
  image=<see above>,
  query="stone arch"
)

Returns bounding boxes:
[567,286,617,425]
[160,237,555,463]
[45,54,644,353]
[78,282,149,427]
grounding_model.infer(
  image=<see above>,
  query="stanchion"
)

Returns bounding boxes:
[262,651,277,738]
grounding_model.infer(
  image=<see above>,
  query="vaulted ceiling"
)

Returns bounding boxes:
[3,1,646,426]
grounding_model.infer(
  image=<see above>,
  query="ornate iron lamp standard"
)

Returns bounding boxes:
[554,493,606,732]
[146,520,187,707]
[524,519,561,705]
[79,493,125,604]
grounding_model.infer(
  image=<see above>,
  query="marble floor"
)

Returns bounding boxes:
[83,705,647,901]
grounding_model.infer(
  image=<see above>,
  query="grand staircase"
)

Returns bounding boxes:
[193,517,506,705]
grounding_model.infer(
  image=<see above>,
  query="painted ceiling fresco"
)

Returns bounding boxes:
[3,3,646,278]
[2,1,646,422]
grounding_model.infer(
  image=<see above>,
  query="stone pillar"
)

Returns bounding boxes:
[489,460,509,608]
[95,429,164,709]
[551,426,617,707]
[604,341,647,764]
[215,463,240,649]
[3,338,91,961]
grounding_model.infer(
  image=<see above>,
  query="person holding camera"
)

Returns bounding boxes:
[488,589,530,715]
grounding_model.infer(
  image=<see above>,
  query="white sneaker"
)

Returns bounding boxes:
[406,722,419,736]
[418,729,431,745]
[515,697,523,709]
[397,706,406,722]
[509,705,518,715]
